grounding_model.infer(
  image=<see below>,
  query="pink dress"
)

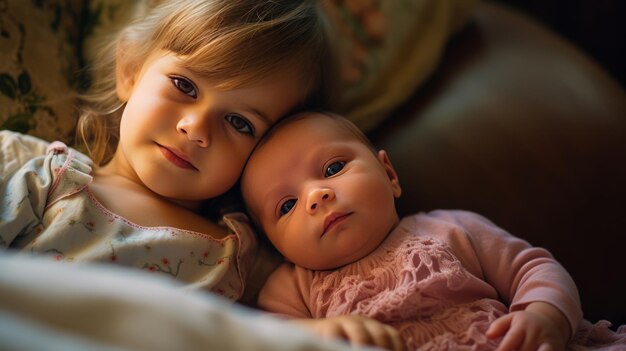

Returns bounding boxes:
[259,210,626,350]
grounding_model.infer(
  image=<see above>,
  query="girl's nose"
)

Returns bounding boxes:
[306,188,335,214]
[176,115,210,147]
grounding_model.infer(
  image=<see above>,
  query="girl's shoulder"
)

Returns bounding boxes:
[0,129,49,148]
[0,130,50,175]
[0,130,92,169]
[43,141,94,206]
[0,131,94,207]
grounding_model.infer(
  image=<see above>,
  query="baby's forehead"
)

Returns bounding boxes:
[245,116,336,169]
[267,114,356,143]
[267,113,375,153]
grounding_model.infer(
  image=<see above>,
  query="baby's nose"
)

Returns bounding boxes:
[306,188,335,214]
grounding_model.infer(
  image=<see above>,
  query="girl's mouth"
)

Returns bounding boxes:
[158,144,197,170]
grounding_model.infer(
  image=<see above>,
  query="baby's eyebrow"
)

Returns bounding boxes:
[251,184,281,219]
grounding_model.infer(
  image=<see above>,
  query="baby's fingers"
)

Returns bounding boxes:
[342,318,404,351]
[487,314,513,339]
[496,326,525,351]
[340,319,376,346]
[538,342,554,351]
[384,325,406,351]
[362,322,404,351]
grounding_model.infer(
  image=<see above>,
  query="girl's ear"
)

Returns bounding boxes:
[377,150,402,198]
[115,37,141,102]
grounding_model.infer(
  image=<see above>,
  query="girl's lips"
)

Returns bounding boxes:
[158,144,197,170]
[322,212,352,236]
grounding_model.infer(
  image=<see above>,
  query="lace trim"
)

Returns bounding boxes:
[315,234,470,320]
[400,300,503,350]
[311,230,511,349]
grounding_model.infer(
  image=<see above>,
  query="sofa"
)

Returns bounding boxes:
[1,0,624,347]
[369,2,626,326]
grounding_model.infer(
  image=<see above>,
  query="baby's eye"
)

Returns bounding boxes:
[170,76,197,98]
[325,161,345,177]
[279,199,296,216]
[225,114,254,136]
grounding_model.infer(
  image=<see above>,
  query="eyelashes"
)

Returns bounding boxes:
[279,199,297,216]
[225,114,254,136]
[170,75,197,98]
[324,161,345,177]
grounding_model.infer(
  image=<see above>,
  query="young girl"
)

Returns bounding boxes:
[241,111,626,350]
[0,0,334,301]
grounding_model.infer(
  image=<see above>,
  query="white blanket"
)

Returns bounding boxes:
[0,254,376,351]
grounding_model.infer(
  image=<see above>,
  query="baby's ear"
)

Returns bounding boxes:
[377,150,402,198]
[115,35,141,102]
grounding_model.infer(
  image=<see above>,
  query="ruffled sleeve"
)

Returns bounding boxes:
[0,130,49,175]
[0,132,92,248]
[1,132,54,247]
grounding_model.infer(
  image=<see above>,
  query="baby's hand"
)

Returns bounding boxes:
[293,315,405,351]
[486,301,570,351]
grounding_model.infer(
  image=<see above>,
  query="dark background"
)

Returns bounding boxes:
[494,0,625,87]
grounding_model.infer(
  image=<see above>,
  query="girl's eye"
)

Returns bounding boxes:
[325,161,345,177]
[171,76,197,98]
[279,199,297,216]
[225,114,254,136]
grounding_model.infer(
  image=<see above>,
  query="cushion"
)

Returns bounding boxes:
[325,0,478,132]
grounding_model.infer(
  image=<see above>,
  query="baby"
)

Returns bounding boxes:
[241,111,626,350]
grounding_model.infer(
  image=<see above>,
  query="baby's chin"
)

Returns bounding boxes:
[292,243,382,271]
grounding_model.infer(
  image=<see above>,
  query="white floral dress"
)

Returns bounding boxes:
[0,130,256,300]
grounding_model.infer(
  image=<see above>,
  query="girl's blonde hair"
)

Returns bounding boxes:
[76,0,337,166]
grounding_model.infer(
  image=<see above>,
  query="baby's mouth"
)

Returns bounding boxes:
[322,212,352,236]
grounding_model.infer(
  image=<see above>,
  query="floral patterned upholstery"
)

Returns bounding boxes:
[0,0,82,144]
